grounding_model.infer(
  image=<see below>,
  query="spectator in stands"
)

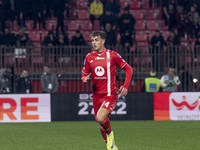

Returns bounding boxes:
[52,0,68,36]
[179,66,193,91]
[160,67,181,92]
[149,0,161,8]
[42,30,58,63]
[57,32,69,55]
[149,30,165,71]
[0,69,10,94]
[165,30,180,67]
[193,0,200,16]
[41,65,58,93]
[104,0,120,17]
[119,6,136,35]
[2,0,16,24]
[57,33,69,46]
[187,6,200,39]
[162,0,177,30]
[175,5,187,38]
[121,30,134,64]
[88,0,106,6]
[16,28,31,47]
[141,71,161,92]
[121,30,134,51]
[100,6,118,31]
[89,0,103,28]
[178,0,191,13]
[16,69,33,93]
[44,0,52,18]
[194,35,200,61]
[0,1,6,33]
[104,23,116,47]
[71,30,86,46]
[15,0,27,28]
[43,30,58,47]
[31,0,46,29]
[1,28,16,46]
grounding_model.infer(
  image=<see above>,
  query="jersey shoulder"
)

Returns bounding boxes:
[85,51,97,59]
[107,49,119,57]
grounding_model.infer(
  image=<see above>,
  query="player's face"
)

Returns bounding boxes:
[91,36,105,52]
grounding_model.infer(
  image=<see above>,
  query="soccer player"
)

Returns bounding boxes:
[82,31,133,150]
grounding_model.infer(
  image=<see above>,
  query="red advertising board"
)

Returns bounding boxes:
[0,94,51,122]
[154,92,200,120]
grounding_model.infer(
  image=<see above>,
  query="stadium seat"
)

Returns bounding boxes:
[160,20,168,31]
[132,10,144,20]
[142,0,149,9]
[145,10,157,20]
[139,57,152,64]
[80,21,93,31]
[78,10,90,20]
[82,31,92,43]
[27,20,39,31]
[137,42,149,46]
[161,31,170,41]
[134,21,146,31]
[135,32,148,42]
[117,34,121,44]
[32,43,42,53]
[68,21,80,31]
[41,31,48,41]
[146,20,159,31]
[119,0,128,9]
[94,20,100,30]
[13,21,18,31]
[180,56,192,64]
[129,1,141,9]
[68,31,76,42]
[5,21,12,29]
[148,31,155,41]
[32,56,43,64]
[4,53,15,66]
[76,1,88,9]
[45,20,53,30]
[29,31,41,42]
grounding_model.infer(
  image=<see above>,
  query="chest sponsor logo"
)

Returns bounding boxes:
[169,93,200,120]
[95,57,105,60]
[95,66,105,76]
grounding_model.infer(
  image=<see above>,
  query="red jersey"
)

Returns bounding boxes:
[82,49,127,95]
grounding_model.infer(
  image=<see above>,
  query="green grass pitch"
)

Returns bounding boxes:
[0,121,200,150]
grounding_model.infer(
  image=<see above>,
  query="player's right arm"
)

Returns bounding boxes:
[82,54,91,83]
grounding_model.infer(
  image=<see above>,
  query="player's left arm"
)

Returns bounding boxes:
[119,64,133,96]
[114,53,133,96]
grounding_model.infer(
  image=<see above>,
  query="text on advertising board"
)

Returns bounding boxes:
[0,94,51,122]
[78,94,127,115]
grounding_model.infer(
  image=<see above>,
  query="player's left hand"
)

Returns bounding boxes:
[118,86,128,97]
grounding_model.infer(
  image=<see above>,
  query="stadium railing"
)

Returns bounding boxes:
[0,45,199,93]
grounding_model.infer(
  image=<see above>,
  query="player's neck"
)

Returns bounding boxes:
[97,47,105,53]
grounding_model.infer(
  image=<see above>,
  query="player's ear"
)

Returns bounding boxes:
[102,39,105,45]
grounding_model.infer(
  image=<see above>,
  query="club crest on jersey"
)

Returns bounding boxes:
[95,66,105,76]
[95,56,105,60]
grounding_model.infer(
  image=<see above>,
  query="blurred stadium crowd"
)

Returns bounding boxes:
[0,0,199,47]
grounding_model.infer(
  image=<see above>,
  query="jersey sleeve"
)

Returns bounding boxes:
[82,54,90,77]
[113,52,133,89]
[114,53,127,68]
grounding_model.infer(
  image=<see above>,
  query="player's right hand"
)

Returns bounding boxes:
[82,74,90,83]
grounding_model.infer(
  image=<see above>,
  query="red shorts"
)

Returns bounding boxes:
[93,94,118,117]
